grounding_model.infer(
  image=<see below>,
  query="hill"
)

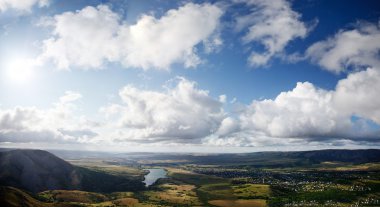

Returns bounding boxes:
[125,149,380,167]
[291,149,380,163]
[0,186,53,207]
[0,149,144,193]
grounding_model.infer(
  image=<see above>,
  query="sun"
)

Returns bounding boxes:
[5,58,36,84]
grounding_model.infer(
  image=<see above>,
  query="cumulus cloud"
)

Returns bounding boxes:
[334,68,380,124]
[0,0,48,12]
[307,21,380,73]
[235,0,309,67]
[215,117,240,137]
[302,20,380,127]
[39,3,223,70]
[39,5,121,69]
[0,91,98,144]
[1,75,379,148]
[204,20,380,147]
[239,82,346,138]
[210,67,380,146]
[0,107,41,131]
[100,77,225,143]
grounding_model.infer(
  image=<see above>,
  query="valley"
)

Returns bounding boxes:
[1,149,380,207]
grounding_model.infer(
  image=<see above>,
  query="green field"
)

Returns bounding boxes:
[233,184,271,199]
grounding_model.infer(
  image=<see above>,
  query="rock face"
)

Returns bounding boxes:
[0,149,81,193]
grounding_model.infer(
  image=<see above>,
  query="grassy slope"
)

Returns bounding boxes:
[0,185,171,207]
[39,190,108,203]
[0,186,54,207]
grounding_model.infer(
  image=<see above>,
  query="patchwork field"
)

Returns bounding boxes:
[144,183,201,206]
[233,184,271,199]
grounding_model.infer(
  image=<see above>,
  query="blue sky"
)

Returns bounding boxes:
[0,0,379,152]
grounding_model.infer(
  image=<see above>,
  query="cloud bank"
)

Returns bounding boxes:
[0,91,98,144]
[1,73,379,148]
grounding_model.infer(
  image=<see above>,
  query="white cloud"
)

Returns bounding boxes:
[101,77,225,143]
[239,82,350,138]
[204,133,305,148]
[0,107,41,131]
[0,91,98,144]
[219,94,227,103]
[0,0,48,12]
[307,22,380,73]
[1,74,379,149]
[334,68,380,124]
[205,20,380,147]
[235,0,308,67]
[39,3,223,70]
[215,117,240,137]
[39,5,121,69]
[211,67,380,146]
[303,20,380,127]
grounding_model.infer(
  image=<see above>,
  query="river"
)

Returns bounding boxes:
[143,168,167,187]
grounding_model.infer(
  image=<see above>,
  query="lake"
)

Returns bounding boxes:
[143,168,167,187]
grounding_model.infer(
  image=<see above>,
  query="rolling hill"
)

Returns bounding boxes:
[0,149,144,193]
[123,149,380,167]
[0,186,52,207]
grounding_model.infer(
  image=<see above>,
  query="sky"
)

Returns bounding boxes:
[0,0,379,153]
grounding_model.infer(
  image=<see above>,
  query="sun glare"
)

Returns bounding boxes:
[5,58,35,84]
